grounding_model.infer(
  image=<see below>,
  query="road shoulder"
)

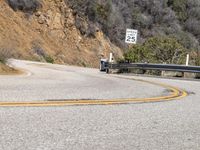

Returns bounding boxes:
[0,63,22,75]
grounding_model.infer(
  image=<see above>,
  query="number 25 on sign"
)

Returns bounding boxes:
[125,29,138,44]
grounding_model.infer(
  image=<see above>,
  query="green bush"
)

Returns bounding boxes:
[124,36,186,64]
[196,56,200,66]
[124,44,148,63]
[190,50,200,66]
[94,3,111,20]
[168,0,188,21]
[44,56,54,64]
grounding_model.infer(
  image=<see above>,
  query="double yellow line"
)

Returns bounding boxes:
[0,78,187,107]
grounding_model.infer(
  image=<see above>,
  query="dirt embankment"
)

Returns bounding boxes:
[0,63,20,75]
[0,0,122,68]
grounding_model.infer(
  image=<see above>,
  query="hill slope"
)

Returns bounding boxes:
[1,0,200,71]
[0,0,122,68]
[67,0,200,50]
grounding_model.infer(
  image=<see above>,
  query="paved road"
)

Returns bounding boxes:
[1,59,169,102]
[0,59,200,150]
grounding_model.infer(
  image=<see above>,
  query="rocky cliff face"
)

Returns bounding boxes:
[0,0,122,67]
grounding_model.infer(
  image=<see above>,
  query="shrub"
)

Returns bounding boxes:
[44,56,54,64]
[74,15,86,34]
[0,48,14,63]
[186,0,200,9]
[124,44,148,63]
[171,31,200,50]
[195,54,200,66]
[95,3,110,20]
[185,18,200,36]
[7,0,42,13]
[168,0,188,22]
[190,50,200,66]
[132,12,153,29]
[31,41,54,63]
[144,37,186,64]
[188,7,200,20]
[31,41,46,57]
[124,36,186,64]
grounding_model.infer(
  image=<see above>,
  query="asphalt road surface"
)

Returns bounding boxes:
[0,59,200,150]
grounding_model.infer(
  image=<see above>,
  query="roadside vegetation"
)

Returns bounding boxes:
[31,42,54,64]
[0,48,14,64]
[6,0,42,14]
[67,0,200,65]
[123,36,186,64]
[67,0,200,49]
[0,48,19,74]
[123,36,200,65]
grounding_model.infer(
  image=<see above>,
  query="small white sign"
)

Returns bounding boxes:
[125,29,138,44]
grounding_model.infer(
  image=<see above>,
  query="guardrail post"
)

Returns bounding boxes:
[109,53,114,63]
[186,54,189,66]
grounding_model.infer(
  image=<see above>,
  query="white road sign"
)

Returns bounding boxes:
[125,29,138,44]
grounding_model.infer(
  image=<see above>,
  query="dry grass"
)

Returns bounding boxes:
[0,48,14,63]
[0,63,21,75]
[0,0,122,69]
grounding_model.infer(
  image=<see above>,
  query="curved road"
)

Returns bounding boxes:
[0,59,200,149]
[0,59,178,103]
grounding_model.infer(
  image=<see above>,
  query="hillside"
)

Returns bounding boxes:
[0,0,200,72]
[0,0,122,68]
[67,0,200,50]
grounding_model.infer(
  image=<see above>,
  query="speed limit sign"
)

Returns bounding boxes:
[125,29,138,44]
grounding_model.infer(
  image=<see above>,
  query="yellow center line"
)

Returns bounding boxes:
[0,78,188,107]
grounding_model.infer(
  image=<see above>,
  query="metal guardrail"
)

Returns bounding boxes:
[107,63,200,73]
